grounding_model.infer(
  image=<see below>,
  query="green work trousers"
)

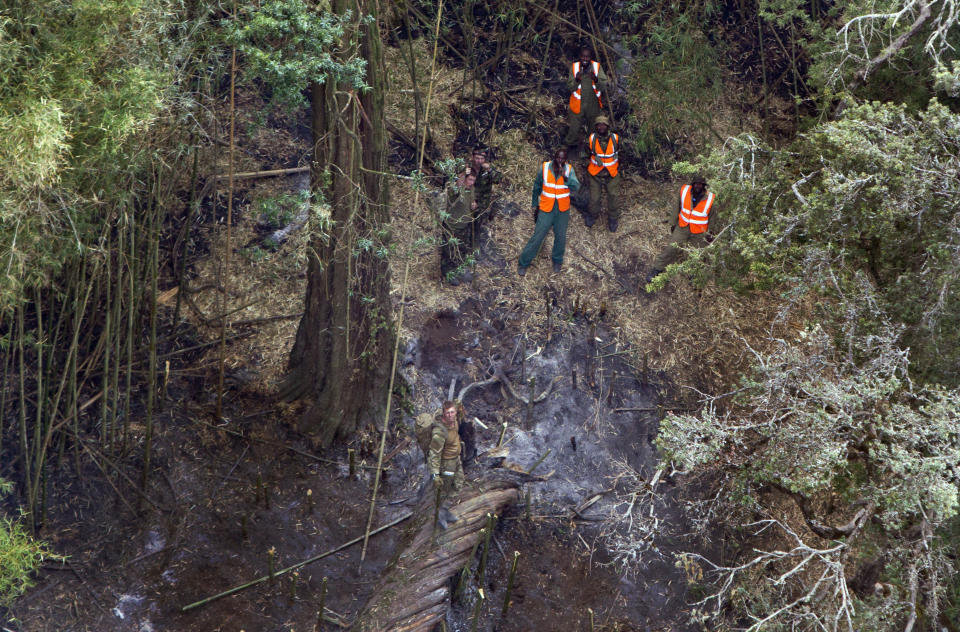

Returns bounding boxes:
[564,108,600,146]
[440,457,465,493]
[588,172,620,221]
[440,221,474,278]
[519,210,570,268]
[651,224,706,271]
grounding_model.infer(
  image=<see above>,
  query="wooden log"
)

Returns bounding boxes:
[352,478,520,632]
[214,166,309,181]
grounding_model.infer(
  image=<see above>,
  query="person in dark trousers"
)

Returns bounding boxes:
[645,174,716,290]
[585,114,621,232]
[518,147,581,276]
[440,170,477,285]
[563,46,609,156]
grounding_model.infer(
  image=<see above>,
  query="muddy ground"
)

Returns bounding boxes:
[9,281,697,631]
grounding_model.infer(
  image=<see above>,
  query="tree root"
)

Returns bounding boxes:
[454,363,561,407]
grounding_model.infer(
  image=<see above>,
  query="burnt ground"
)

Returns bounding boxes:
[403,290,694,631]
[9,285,696,632]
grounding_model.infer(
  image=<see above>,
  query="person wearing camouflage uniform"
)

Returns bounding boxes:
[467,146,500,218]
[424,401,465,493]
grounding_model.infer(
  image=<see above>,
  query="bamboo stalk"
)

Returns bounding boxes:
[758,7,768,136]
[216,1,238,422]
[213,165,308,181]
[527,448,551,474]
[0,317,10,458]
[398,3,423,148]
[181,512,412,611]
[477,513,495,587]
[315,576,327,632]
[523,0,619,59]
[101,238,112,447]
[30,265,96,514]
[501,551,520,617]
[360,0,445,564]
[455,530,484,601]
[526,377,535,424]
[141,178,160,503]
[123,210,136,451]
[174,144,200,332]
[470,588,485,632]
[29,289,45,527]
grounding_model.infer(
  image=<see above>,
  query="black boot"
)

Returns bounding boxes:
[644,268,663,285]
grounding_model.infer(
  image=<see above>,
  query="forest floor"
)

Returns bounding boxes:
[9,34,794,632]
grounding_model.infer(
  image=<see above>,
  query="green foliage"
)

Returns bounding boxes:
[621,6,724,167]
[434,157,465,183]
[0,479,51,607]
[0,0,214,311]
[806,0,960,99]
[255,190,309,229]
[660,324,960,525]
[659,324,960,629]
[943,514,960,624]
[226,0,369,108]
[681,100,960,382]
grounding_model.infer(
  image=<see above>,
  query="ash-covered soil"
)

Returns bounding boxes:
[397,287,694,631]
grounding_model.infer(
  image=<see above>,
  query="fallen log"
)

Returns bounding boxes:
[351,477,521,632]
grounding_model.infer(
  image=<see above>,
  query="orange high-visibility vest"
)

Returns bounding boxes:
[677,184,715,234]
[568,61,602,114]
[587,133,619,177]
[539,161,572,212]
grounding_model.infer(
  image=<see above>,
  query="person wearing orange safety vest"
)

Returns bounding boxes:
[584,115,621,232]
[563,46,609,154]
[518,147,581,276]
[645,174,716,291]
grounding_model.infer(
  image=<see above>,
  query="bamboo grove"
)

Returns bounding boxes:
[0,0,228,529]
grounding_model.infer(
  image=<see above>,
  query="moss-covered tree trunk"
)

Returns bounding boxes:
[285,0,392,446]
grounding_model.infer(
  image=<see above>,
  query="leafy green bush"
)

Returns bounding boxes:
[0,480,51,607]
[621,7,724,168]
[675,99,960,383]
[0,0,212,311]
[255,190,309,229]
[658,324,960,630]
[225,0,369,109]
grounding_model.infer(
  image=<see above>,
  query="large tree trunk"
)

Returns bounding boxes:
[284,0,393,446]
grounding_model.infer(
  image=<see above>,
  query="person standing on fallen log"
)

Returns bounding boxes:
[584,114,621,232]
[425,401,465,493]
[518,147,580,276]
[440,170,478,285]
[563,45,609,158]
